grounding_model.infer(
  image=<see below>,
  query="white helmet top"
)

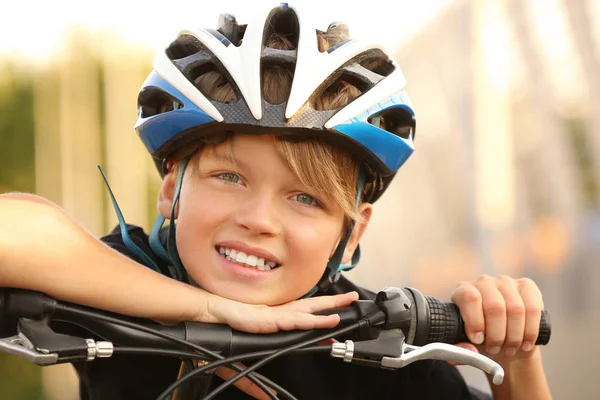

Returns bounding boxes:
[135,2,416,202]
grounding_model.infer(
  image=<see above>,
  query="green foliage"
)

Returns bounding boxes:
[0,65,35,193]
[0,354,44,399]
[0,64,42,397]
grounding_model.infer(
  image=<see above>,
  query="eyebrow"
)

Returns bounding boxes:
[204,147,247,170]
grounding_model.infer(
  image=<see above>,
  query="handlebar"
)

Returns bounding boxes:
[0,286,551,398]
[0,286,550,352]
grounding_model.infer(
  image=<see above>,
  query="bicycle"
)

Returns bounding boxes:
[0,286,550,399]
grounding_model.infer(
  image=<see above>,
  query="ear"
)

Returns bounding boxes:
[157,164,179,220]
[341,203,373,264]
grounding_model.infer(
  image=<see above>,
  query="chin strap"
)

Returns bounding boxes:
[98,159,190,282]
[98,166,161,273]
[148,158,190,282]
[303,167,367,298]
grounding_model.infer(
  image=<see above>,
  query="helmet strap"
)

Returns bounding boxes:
[148,157,190,281]
[98,166,161,273]
[302,166,367,297]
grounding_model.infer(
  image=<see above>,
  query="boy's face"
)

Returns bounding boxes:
[158,134,370,305]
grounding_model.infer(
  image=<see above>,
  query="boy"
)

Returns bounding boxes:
[0,3,550,399]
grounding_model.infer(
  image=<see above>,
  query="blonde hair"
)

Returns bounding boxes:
[189,32,365,224]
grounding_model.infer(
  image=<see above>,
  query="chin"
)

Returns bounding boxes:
[212,284,297,306]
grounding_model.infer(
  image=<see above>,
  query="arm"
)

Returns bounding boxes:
[489,348,550,400]
[0,193,357,332]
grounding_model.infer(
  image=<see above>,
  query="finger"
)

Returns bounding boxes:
[272,311,341,332]
[451,283,485,345]
[517,278,543,352]
[228,308,344,333]
[277,292,359,313]
[446,343,479,366]
[496,276,526,356]
[214,365,276,400]
[475,276,507,356]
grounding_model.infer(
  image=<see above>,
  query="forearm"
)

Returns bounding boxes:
[490,348,551,400]
[0,193,207,322]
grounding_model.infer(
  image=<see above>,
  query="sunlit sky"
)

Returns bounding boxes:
[0,0,453,62]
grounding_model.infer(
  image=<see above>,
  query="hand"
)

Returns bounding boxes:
[200,291,359,333]
[451,275,543,363]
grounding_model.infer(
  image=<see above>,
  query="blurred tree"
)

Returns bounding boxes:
[0,63,44,398]
[0,356,44,399]
[0,64,35,193]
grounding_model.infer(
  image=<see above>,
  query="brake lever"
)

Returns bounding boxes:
[0,331,59,366]
[331,331,504,385]
[383,343,504,385]
[0,318,114,366]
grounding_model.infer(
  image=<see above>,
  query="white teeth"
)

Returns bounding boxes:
[218,246,278,270]
[235,252,247,263]
[246,255,258,267]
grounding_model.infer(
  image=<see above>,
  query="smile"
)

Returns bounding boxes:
[216,246,281,270]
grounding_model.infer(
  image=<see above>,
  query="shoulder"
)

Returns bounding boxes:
[101,224,181,281]
[101,224,151,263]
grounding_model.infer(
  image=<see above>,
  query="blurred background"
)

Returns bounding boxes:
[1,0,599,398]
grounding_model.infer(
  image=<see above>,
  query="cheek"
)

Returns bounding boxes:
[175,186,225,258]
[286,218,342,275]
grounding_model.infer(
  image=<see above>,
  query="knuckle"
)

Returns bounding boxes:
[476,274,493,285]
[518,277,536,288]
[484,300,506,317]
[525,304,542,317]
[457,286,481,304]
[506,301,526,317]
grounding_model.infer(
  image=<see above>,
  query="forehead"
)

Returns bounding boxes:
[199,134,279,161]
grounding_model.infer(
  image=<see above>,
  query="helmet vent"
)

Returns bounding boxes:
[217,13,245,46]
[261,63,294,105]
[360,57,395,77]
[263,6,299,50]
[189,63,239,104]
[368,107,415,140]
[138,88,183,118]
[260,6,299,105]
[311,76,363,111]
[319,22,350,53]
[166,35,205,60]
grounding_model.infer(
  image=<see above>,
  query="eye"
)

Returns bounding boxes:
[216,172,242,184]
[293,193,318,207]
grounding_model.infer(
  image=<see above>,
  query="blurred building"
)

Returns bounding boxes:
[349,0,600,398]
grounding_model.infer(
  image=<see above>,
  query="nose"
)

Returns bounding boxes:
[233,191,281,236]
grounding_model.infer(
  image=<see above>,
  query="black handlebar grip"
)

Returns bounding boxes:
[424,296,551,346]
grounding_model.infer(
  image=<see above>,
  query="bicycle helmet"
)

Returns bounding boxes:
[120,2,417,294]
[134,2,416,203]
